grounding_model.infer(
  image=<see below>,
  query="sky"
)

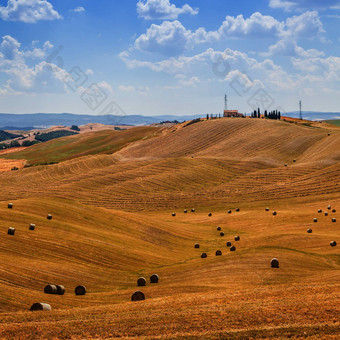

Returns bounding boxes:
[0,0,339,116]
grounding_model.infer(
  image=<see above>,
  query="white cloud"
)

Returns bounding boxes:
[218,12,284,39]
[269,0,340,11]
[71,6,85,13]
[133,11,325,57]
[178,76,200,87]
[85,68,94,75]
[0,0,62,23]
[118,85,150,95]
[137,0,198,20]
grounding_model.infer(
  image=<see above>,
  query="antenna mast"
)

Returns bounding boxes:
[299,100,302,120]
[225,94,228,111]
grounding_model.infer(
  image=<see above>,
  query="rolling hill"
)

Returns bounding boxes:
[0,117,339,339]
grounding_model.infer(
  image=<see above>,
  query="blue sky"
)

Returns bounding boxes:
[0,0,339,116]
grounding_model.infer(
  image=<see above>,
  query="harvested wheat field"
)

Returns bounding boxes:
[0,118,339,339]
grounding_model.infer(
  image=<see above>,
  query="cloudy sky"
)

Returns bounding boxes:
[0,0,339,116]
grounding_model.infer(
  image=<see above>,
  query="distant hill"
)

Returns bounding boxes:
[0,112,339,129]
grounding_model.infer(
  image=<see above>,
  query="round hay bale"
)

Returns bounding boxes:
[208,213,212,217]
[201,252,207,258]
[230,246,236,252]
[220,232,225,237]
[318,209,322,213]
[8,203,13,209]
[327,205,331,210]
[265,208,269,212]
[313,218,318,223]
[191,208,195,213]
[272,211,277,216]
[234,236,240,241]
[332,218,336,223]
[7,227,15,236]
[217,226,221,231]
[228,210,232,214]
[236,208,240,212]
[215,250,222,256]
[30,303,51,311]
[172,213,176,217]
[44,284,57,295]
[332,209,336,213]
[330,241,337,247]
[293,159,296,162]
[150,274,159,283]
[47,214,52,220]
[137,277,146,287]
[56,285,65,295]
[75,285,86,296]
[325,212,328,216]
[307,228,312,233]
[284,164,288,167]
[271,258,279,268]
[131,291,145,302]
[29,224,35,231]
[194,243,200,249]
[226,241,232,247]
[184,210,187,213]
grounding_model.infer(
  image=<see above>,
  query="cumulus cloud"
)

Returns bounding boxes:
[137,0,198,20]
[0,0,62,23]
[118,85,150,95]
[269,0,340,11]
[133,11,325,57]
[0,36,70,95]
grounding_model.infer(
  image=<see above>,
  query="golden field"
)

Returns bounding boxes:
[0,117,339,339]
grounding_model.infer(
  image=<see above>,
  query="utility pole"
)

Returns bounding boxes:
[299,100,302,120]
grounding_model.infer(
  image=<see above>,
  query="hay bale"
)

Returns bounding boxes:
[215,250,222,256]
[217,227,221,231]
[332,218,336,223]
[150,274,159,283]
[230,246,236,251]
[131,291,145,302]
[201,253,207,258]
[318,209,322,213]
[314,218,317,223]
[226,241,232,247]
[29,224,35,231]
[325,212,328,216]
[44,284,57,295]
[75,285,86,295]
[194,243,200,249]
[293,159,296,162]
[234,236,240,241]
[236,208,240,212]
[220,232,225,237]
[228,210,232,214]
[191,208,195,213]
[137,277,146,287]
[56,285,65,295]
[208,213,212,217]
[332,209,336,213]
[284,164,288,167]
[7,227,15,236]
[47,214,52,220]
[307,228,312,233]
[265,208,269,212]
[328,205,331,210]
[184,210,187,213]
[330,241,337,247]
[8,203,13,209]
[272,211,277,216]
[271,258,279,268]
[30,303,51,311]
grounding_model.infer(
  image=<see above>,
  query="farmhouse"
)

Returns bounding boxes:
[223,110,244,117]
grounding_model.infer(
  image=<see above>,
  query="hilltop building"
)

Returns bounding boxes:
[223,110,244,117]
